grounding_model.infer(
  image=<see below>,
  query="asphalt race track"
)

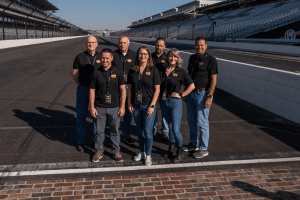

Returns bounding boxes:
[0,37,300,180]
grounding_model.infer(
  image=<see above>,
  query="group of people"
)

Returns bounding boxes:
[72,35,218,166]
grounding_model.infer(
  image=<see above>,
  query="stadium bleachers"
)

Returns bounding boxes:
[0,0,85,40]
[125,0,300,40]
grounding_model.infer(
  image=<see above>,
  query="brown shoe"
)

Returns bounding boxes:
[76,144,84,153]
[114,153,123,163]
[92,153,103,163]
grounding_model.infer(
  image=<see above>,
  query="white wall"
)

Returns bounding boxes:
[102,36,300,124]
[0,36,86,50]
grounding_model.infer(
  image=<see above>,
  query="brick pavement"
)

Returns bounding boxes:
[1,165,300,200]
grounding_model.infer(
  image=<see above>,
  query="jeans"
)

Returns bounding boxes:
[76,85,96,144]
[161,98,183,147]
[153,111,169,133]
[121,86,132,138]
[186,91,211,150]
[133,104,156,156]
[95,107,120,155]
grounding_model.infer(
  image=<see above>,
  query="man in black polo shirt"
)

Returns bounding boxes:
[112,36,136,145]
[186,37,218,159]
[151,37,169,141]
[90,48,126,163]
[72,35,101,153]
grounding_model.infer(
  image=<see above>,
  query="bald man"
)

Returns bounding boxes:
[72,35,101,153]
[112,36,136,145]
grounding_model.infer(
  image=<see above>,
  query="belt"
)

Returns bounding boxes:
[192,88,207,93]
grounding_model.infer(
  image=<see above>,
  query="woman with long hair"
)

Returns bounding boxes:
[158,48,195,162]
[127,46,161,166]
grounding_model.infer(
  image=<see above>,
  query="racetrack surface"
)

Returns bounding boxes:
[0,37,300,179]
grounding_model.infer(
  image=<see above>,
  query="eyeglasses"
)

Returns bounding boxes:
[86,42,97,44]
[138,53,149,56]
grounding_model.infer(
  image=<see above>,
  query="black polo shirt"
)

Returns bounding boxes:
[73,50,102,87]
[127,67,161,105]
[187,52,218,90]
[90,65,125,108]
[112,49,136,83]
[152,52,167,72]
[160,68,193,98]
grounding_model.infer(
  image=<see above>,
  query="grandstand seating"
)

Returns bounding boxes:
[125,0,300,40]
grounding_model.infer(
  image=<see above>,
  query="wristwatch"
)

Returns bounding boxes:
[179,93,183,98]
[207,94,213,98]
[150,105,155,108]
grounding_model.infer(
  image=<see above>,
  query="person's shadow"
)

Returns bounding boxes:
[231,180,300,199]
[13,107,95,158]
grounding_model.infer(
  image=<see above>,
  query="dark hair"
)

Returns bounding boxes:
[132,46,155,72]
[101,48,113,57]
[155,37,166,45]
[195,37,207,44]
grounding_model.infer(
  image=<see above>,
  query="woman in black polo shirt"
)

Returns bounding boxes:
[128,46,161,166]
[159,48,195,161]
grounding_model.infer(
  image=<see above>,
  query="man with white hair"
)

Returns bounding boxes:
[72,35,101,153]
[112,36,136,145]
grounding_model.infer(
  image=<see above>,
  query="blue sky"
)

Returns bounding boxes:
[51,0,224,31]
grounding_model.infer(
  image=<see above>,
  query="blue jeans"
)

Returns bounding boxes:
[76,85,96,144]
[186,91,211,150]
[133,104,156,156]
[153,111,169,133]
[161,98,183,147]
[121,86,132,138]
[95,107,120,155]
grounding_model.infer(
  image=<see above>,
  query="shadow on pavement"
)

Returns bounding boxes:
[231,180,300,199]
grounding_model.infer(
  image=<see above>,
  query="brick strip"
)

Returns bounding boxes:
[0,165,300,199]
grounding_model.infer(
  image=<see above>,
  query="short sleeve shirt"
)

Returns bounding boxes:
[127,67,161,105]
[187,52,218,90]
[159,68,193,98]
[112,49,136,83]
[90,65,125,108]
[151,52,167,72]
[73,51,102,87]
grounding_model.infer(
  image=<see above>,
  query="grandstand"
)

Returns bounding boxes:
[0,0,87,40]
[123,0,300,41]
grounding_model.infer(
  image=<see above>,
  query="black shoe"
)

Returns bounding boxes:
[161,132,169,142]
[173,147,184,162]
[187,142,198,152]
[193,150,209,159]
[168,142,176,159]
[123,137,134,145]
[76,144,84,153]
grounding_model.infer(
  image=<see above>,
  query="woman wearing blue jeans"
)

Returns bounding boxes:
[158,48,195,161]
[127,46,161,166]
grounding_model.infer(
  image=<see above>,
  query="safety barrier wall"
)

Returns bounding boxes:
[0,35,86,50]
[101,36,300,124]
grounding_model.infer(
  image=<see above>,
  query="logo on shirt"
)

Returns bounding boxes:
[199,62,204,66]
[161,60,165,63]
[111,74,116,78]
[127,59,132,63]
[96,60,101,63]
[173,73,178,77]
[146,72,151,75]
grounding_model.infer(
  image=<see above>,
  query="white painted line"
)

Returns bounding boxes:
[1,157,300,177]
[125,39,300,76]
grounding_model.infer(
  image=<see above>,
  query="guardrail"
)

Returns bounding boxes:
[101,36,300,124]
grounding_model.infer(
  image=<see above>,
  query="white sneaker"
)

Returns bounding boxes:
[134,152,145,161]
[145,155,152,166]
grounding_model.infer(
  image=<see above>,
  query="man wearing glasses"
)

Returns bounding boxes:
[112,36,136,145]
[72,35,101,153]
